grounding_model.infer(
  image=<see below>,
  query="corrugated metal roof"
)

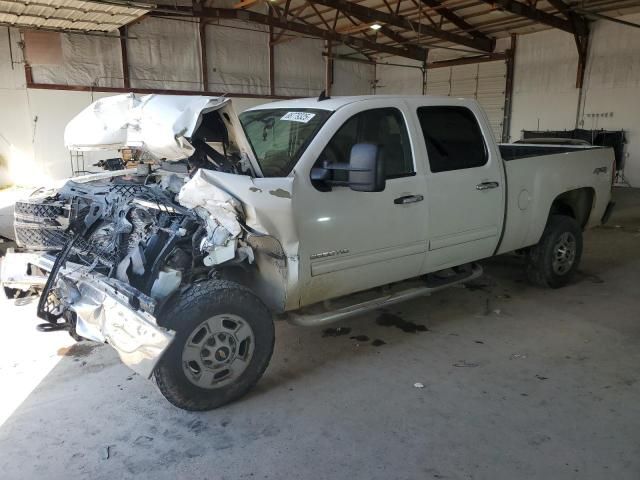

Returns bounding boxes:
[0,0,151,32]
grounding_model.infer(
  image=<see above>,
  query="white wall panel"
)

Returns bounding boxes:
[426,61,506,141]
[376,56,423,95]
[425,68,451,96]
[0,28,34,187]
[331,47,373,96]
[580,13,640,186]
[509,28,579,140]
[450,64,477,97]
[26,89,118,180]
[0,29,25,90]
[206,20,269,95]
[128,17,201,91]
[477,61,507,140]
[274,38,324,97]
[332,59,373,95]
[30,33,122,88]
[509,13,640,186]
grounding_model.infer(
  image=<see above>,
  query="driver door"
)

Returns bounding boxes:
[293,102,429,307]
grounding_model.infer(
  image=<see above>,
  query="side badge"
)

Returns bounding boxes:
[310,249,350,260]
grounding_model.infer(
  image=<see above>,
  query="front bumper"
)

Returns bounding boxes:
[1,250,174,378]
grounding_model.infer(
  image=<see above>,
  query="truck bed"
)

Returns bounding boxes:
[499,144,599,161]
[496,146,614,256]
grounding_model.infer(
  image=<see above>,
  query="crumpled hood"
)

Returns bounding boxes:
[64,93,256,167]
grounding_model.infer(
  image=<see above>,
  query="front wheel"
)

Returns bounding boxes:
[154,280,274,411]
[526,215,583,288]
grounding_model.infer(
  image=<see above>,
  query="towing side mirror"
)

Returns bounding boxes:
[310,143,385,192]
[348,143,385,192]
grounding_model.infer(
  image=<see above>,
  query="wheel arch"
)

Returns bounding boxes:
[548,187,595,230]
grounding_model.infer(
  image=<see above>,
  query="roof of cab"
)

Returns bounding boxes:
[243,95,474,112]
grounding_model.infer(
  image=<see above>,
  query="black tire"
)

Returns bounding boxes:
[154,280,274,411]
[527,215,583,288]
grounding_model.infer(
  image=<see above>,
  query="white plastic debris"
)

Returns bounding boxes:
[413,382,425,389]
[179,169,243,237]
[150,269,182,300]
[236,245,255,264]
[203,243,236,267]
[178,170,258,267]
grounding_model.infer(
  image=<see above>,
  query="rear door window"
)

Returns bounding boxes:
[416,106,487,173]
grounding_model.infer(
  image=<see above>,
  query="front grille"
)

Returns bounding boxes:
[15,224,69,250]
[14,200,68,230]
[14,202,65,219]
[14,198,71,250]
[110,183,148,197]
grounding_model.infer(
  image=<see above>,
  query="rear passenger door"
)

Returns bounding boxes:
[416,104,505,270]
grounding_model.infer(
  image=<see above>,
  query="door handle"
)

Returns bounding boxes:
[394,194,424,205]
[476,181,499,191]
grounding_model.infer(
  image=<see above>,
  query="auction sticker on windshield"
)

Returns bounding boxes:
[281,112,316,123]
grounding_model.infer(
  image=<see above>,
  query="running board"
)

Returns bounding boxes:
[281,263,483,327]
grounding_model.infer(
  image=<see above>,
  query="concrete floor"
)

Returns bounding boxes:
[0,188,639,480]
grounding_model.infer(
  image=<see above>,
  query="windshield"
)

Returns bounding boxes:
[239,108,331,177]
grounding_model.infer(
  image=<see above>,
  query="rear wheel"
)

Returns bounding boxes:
[154,280,274,411]
[527,215,583,288]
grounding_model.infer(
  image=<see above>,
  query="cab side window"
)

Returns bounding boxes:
[317,108,414,182]
[417,106,488,173]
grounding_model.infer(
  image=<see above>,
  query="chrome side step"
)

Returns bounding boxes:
[281,263,483,327]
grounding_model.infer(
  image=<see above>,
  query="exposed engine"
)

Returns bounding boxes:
[14,169,253,331]
[10,90,267,336]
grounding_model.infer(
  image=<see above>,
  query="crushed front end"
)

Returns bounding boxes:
[4,171,256,377]
[0,93,291,380]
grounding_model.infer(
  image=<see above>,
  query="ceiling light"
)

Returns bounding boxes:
[370,23,382,30]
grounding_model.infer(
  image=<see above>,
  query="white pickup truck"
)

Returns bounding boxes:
[1,94,615,410]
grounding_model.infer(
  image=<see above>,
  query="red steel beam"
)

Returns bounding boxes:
[307,0,494,51]
[475,0,582,35]
[198,7,428,60]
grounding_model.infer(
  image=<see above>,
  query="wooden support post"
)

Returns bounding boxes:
[24,64,33,85]
[269,26,275,96]
[119,26,130,89]
[421,49,429,95]
[574,33,589,89]
[502,34,516,143]
[200,20,208,91]
[325,41,333,96]
[574,30,589,128]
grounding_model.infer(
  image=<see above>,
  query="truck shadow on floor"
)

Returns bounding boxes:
[252,262,524,397]
[255,222,640,398]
